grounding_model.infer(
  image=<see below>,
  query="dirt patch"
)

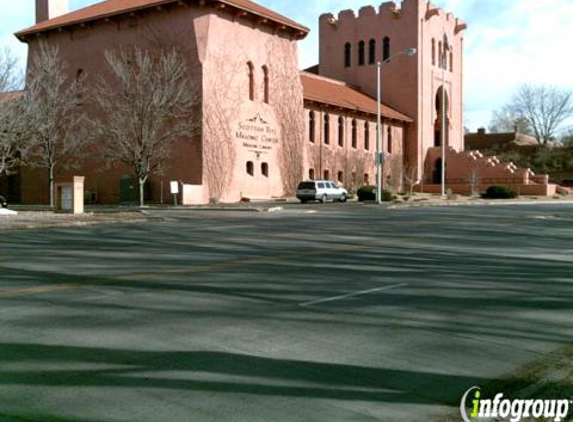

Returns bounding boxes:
[434,343,573,421]
[0,211,162,231]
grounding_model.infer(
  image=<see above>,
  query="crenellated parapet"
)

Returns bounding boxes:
[358,5,377,18]
[320,1,410,28]
[320,0,466,34]
[423,0,467,33]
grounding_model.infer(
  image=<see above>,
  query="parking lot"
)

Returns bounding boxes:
[0,203,572,422]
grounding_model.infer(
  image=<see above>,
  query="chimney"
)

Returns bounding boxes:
[36,0,69,24]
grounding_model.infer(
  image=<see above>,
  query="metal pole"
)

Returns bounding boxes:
[441,35,447,197]
[376,61,383,205]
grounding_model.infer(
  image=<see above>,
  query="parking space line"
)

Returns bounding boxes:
[299,283,408,307]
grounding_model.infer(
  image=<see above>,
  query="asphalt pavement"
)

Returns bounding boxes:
[0,203,572,422]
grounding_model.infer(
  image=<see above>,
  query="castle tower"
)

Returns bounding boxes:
[36,0,69,24]
[318,0,467,178]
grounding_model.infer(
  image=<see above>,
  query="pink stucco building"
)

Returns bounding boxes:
[318,1,466,180]
[7,0,555,204]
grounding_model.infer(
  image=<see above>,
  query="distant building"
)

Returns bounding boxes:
[465,128,539,152]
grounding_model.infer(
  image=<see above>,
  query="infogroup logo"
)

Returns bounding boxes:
[460,387,572,422]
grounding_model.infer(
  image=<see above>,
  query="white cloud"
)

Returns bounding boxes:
[449,0,573,130]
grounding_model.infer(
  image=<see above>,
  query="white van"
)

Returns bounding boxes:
[296,181,348,204]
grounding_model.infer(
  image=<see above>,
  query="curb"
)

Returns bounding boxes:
[387,200,573,209]
[146,206,285,213]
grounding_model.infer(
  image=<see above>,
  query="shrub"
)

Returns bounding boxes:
[357,186,376,201]
[482,186,518,199]
[380,189,394,202]
[357,186,394,202]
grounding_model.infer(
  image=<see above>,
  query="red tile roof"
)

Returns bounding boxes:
[301,72,412,122]
[16,0,309,38]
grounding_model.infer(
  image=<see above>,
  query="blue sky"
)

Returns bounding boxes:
[2,0,573,131]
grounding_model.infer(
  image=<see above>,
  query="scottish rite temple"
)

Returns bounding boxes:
[8,0,555,204]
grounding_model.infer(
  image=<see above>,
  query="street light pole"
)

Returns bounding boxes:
[376,48,417,205]
[376,61,383,205]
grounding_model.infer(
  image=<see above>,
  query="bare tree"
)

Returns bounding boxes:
[0,49,25,177]
[489,106,531,134]
[267,40,304,197]
[22,43,87,207]
[561,127,573,147]
[202,54,240,204]
[0,95,28,177]
[467,166,481,197]
[403,166,420,198]
[0,48,21,92]
[385,154,403,192]
[496,84,573,144]
[354,153,366,189]
[92,46,197,206]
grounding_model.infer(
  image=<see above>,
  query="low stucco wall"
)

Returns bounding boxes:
[419,183,557,197]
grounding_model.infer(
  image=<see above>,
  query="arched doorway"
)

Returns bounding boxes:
[433,158,443,184]
[434,86,450,147]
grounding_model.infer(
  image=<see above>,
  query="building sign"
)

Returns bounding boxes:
[235,114,279,152]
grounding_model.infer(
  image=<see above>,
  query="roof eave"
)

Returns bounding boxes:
[218,0,309,36]
[303,97,412,123]
[15,0,309,40]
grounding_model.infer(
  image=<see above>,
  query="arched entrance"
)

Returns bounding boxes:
[432,158,443,184]
[434,86,450,147]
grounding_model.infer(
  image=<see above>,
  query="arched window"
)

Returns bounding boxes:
[324,169,330,180]
[309,169,315,180]
[261,162,269,177]
[449,51,453,72]
[388,126,393,154]
[246,161,254,176]
[338,171,344,183]
[364,173,370,184]
[262,65,269,104]
[324,114,330,145]
[351,119,358,149]
[369,39,376,64]
[431,38,436,66]
[364,122,370,150]
[358,41,365,66]
[383,37,391,62]
[435,87,450,114]
[338,116,344,147]
[247,62,255,101]
[309,111,315,143]
[344,43,352,68]
[438,41,443,69]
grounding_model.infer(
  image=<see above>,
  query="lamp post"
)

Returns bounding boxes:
[376,47,417,204]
